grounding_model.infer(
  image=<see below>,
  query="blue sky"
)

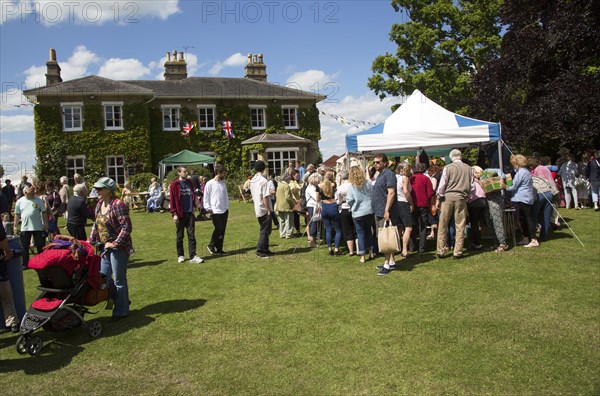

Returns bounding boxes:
[0,0,406,178]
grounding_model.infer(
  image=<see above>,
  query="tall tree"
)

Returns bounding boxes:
[368,0,502,113]
[471,0,600,157]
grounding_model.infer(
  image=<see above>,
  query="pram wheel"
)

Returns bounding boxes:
[15,335,28,355]
[26,336,43,356]
[87,321,102,338]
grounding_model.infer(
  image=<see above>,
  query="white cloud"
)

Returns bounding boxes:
[0,114,34,133]
[209,53,247,76]
[0,134,36,172]
[0,0,180,26]
[0,113,35,170]
[24,45,100,89]
[1,88,31,112]
[98,58,151,80]
[286,70,340,94]
[317,93,401,159]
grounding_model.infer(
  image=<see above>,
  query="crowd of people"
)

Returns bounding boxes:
[241,148,599,275]
[0,147,598,328]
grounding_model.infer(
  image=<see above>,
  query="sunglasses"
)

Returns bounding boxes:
[374,160,383,164]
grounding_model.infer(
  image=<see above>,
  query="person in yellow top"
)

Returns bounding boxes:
[288,169,304,234]
[275,173,296,238]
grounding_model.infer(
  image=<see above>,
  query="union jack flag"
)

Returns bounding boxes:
[222,120,234,139]
[182,121,196,137]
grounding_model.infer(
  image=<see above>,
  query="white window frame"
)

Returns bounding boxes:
[265,147,298,176]
[103,101,124,130]
[249,105,267,130]
[161,105,181,131]
[66,155,86,184]
[282,105,299,129]
[106,155,126,186]
[197,105,216,130]
[61,102,83,132]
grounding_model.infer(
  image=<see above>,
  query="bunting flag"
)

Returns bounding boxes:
[222,120,234,139]
[182,121,196,137]
[318,110,380,129]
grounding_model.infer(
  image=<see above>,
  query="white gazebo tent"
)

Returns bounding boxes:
[345,90,503,168]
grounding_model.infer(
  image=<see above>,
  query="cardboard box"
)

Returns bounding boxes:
[505,173,513,187]
[480,177,504,193]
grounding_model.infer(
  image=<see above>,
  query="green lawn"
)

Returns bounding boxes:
[1,202,599,395]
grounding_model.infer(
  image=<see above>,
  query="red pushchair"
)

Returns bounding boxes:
[16,236,109,356]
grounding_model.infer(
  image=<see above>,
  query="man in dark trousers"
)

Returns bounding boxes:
[250,161,273,258]
[66,184,95,240]
[170,167,204,264]
[203,165,230,256]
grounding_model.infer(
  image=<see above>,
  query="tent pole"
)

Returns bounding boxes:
[497,124,503,172]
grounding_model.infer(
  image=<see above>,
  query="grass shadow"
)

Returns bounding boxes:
[0,334,85,374]
[0,299,207,374]
[396,252,438,271]
[128,258,168,268]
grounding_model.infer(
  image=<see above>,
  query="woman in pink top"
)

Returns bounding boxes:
[467,166,487,250]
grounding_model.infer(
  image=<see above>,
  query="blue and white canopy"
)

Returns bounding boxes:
[346,90,501,153]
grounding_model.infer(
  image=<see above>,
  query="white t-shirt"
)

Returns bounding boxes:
[203,178,230,215]
[305,184,319,209]
[396,174,411,203]
[250,173,271,217]
[15,196,47,231]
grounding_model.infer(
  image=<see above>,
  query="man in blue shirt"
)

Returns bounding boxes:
[296,161,306,181]
[371,153,399,275]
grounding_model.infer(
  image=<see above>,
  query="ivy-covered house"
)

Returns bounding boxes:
[23,49,325,185]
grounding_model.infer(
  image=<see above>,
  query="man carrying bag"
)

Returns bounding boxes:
[371,154,400,275]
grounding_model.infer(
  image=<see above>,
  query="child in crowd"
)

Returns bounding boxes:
[1,213,13,236]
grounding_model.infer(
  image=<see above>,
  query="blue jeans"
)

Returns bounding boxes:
[100,247,130,318]
[532,192,553,241]
[353,214,375,255]
[321,202,342,249]
[307,207,319,237]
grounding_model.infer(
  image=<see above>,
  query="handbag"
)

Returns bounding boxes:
[377,220,401,253]
[429,195,437,216]
[311,202,322,222]
[293,198,306,214]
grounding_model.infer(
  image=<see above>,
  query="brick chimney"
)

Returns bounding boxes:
[244,53,267,82]
[164,50,188,80]
[45,48,63,86]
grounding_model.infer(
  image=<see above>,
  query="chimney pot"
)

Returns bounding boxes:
[46,48,62,86]
[164,49,187,80]
[245,52,267,82]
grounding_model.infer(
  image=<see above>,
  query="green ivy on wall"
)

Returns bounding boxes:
[148,104,321,175]
[34,101,321,181]
[34,103,152,180]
